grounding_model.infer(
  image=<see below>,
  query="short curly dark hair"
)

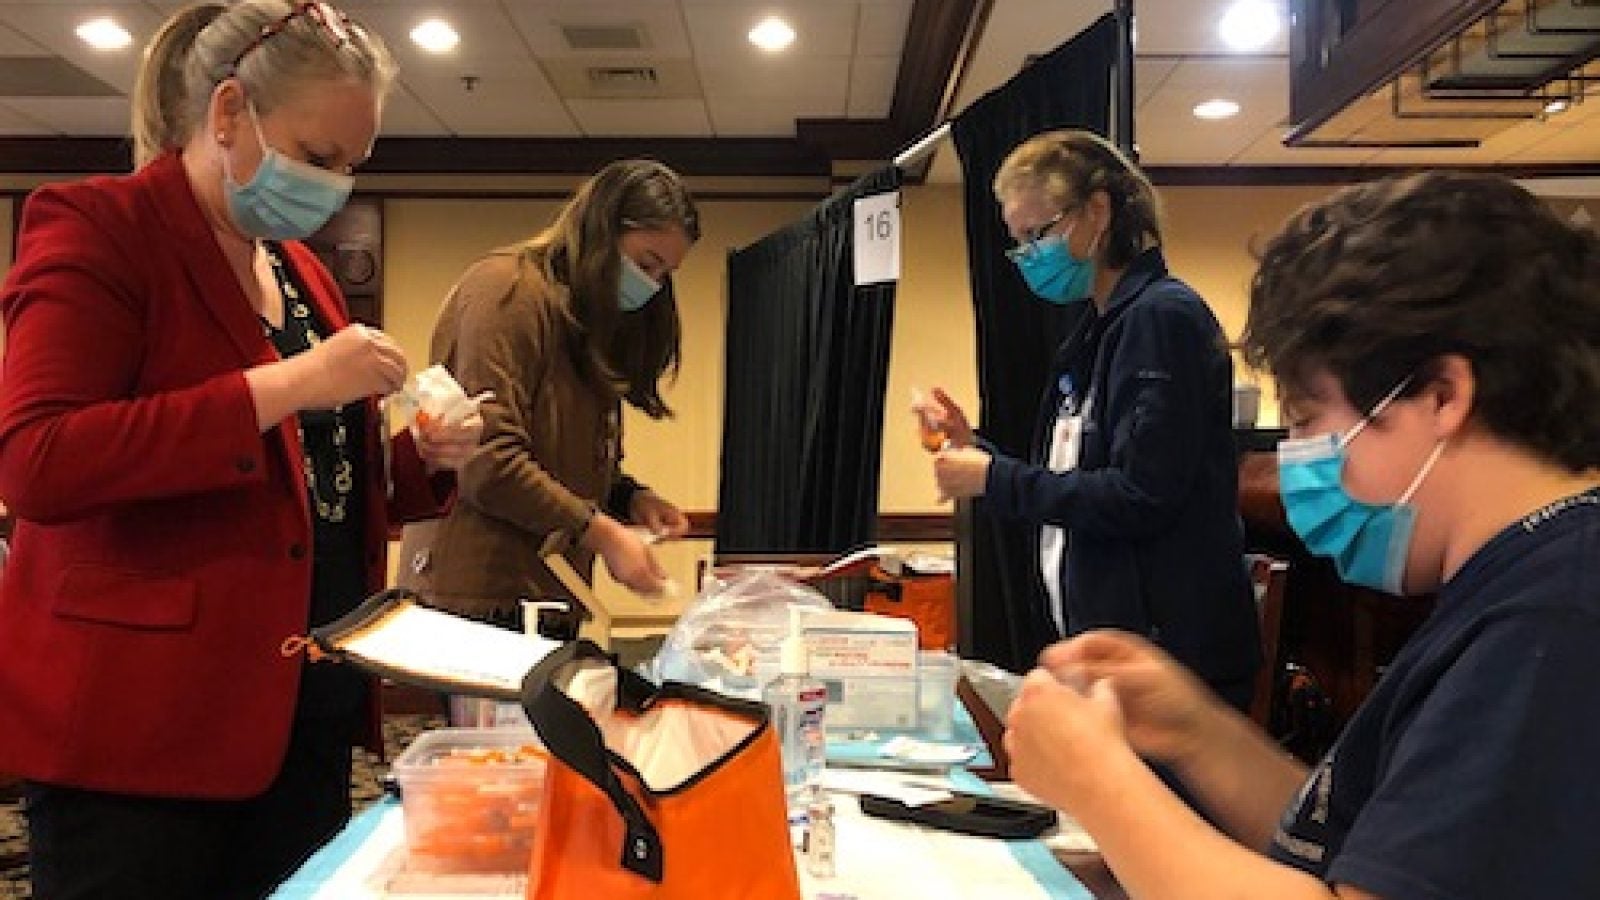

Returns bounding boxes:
[1242,171,1600,472]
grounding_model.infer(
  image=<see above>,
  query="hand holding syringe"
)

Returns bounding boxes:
[911,386,977,452]
[910,387,950,452]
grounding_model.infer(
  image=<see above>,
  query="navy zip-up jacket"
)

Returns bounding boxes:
[983,247,1261,686]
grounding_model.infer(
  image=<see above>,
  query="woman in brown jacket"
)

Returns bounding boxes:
[400,160,698,630]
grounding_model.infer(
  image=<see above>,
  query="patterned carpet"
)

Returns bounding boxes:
[0,713,446,899]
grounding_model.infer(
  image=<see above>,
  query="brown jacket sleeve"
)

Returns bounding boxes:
[441,254,595,543]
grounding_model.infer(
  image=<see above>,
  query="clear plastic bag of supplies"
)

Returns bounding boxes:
[644,570,832,698]
[389,364,491,431]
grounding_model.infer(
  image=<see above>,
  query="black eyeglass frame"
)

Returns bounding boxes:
[1004,208,1071,262]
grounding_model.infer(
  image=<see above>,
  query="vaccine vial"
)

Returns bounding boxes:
[804,791,837,879]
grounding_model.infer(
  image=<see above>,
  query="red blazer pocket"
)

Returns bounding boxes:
[51,564,199,631]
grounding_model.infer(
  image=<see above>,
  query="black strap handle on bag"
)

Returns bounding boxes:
[521,640,776,884]
[522,640,666,882]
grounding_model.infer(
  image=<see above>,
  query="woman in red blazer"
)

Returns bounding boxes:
[0,3,477,897]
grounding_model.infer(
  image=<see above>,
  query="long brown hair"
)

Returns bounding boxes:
[517,159,700,419]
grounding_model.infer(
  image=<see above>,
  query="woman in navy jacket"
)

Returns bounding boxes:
[930,130,1260,706]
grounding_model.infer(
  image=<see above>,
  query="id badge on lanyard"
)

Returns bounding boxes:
[1047,373,1089,474]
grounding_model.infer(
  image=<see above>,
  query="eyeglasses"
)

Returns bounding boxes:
[1004,209,1068,262]
[225,2,355,79]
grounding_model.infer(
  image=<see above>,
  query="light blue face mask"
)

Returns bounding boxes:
[619,255,662,312]
[223,103,354,241]
[1010,223,1095,305]
[1277,379,1446,595]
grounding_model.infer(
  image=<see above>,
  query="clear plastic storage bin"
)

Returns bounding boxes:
[391,727,548,874]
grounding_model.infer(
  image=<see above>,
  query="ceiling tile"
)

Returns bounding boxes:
[698,54,849,102]
[1363,118,1563,166]
[1363,144,1504,166]
[1502,124,1600,163]
[0,4,167,95]
[4,96,126,134]
[566,98,711,136]
[1135,59,1177,106]
[0,20,41,55]
[847,55,896,118]
[683,3,857,60]
[1133,0,1288,55]
[0,100,52,134]
[505,3,692,59]
[377,85,448,136]
[403,58,560,106]
[341,3,531,68]
[543,58,702,101]
[1135,93,1282,163]
[402,68,578,137]
[856,1,912,57]
[1142,77,1288,126]
[1227,128,1379,165]
[1158,56,1286,95]
[707,95,849,136]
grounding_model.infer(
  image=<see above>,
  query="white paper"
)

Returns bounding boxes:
[338,604,560,696]
[797,793,1062,900]
[819,768,955,807]
[853,191,901,286]
[879,736,980,766]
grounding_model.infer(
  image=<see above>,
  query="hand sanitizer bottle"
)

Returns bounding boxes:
[765,607,827,822]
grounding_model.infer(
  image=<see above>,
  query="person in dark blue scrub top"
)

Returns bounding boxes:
[1003,171,1600,900]
[927,129,1260,710]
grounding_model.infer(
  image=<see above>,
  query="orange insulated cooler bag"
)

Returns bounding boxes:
[520,641,801,900]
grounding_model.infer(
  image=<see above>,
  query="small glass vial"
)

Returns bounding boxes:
[804,791,837,879]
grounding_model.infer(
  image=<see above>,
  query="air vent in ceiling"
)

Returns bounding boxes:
[588,66,659,90]
[561,23,649,51]
[543,59,701,100]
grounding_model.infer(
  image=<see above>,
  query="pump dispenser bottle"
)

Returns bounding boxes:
[764,607,827,820]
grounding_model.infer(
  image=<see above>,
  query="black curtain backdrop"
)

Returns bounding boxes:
[717,167,903,554]
[951,15,1118,672]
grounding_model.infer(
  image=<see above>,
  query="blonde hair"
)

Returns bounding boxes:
[993,129,1163,270]
[131,1,396,168]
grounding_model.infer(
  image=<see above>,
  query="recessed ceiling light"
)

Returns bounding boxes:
[1194,98,1242,120]
[76,17,132,51]
[410,19,459,54]
[1544,98,1571,115]
[1219,0,1281,52]
[748,17,795,52]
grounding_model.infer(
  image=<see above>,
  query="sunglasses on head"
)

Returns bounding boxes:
[225,1,356,79]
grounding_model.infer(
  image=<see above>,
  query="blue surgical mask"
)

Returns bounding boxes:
[222,103,353,240]
[619,255,662,312]
[1277,379,1445,595]
[1011,224,1095,304]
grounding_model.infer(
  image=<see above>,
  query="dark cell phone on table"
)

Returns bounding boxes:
[858,791,1056,839]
